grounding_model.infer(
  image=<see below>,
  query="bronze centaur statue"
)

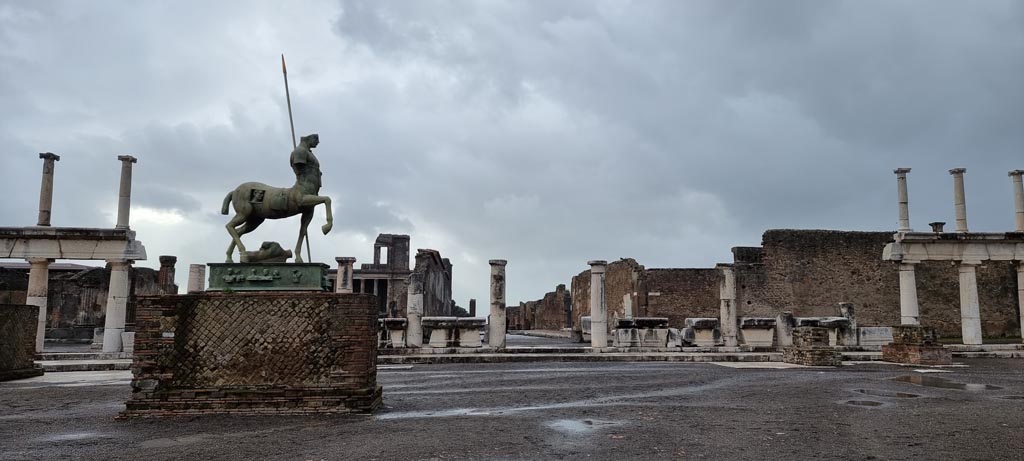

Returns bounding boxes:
[221,133,333,263]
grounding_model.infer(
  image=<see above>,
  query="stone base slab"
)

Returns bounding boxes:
[882,344,953,365]
[206,263,330,291]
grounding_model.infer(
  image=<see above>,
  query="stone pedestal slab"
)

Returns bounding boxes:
[207,262,330,291]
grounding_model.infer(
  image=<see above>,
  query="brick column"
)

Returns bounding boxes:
[37,152,60,226]
[949,168,969,233]
[588,260,607,350]
[26,258,51,352]
[898,262,920,325]
[958,263,983,345]
[102,260,130,352]
[716,263,738,347]
[894,168,912,232]
[488,260,507,348]
[335,257,356,294]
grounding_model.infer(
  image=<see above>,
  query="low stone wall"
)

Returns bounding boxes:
[0,304,44,381]
[121,292,381,417]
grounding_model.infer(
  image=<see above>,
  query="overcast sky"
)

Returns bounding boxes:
[1,1,1022,305]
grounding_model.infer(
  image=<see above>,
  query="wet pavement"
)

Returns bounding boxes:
[1,359,1022,460]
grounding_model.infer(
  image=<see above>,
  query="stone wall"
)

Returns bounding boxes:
[410,249,453,317]
[645,269,719,328]
[122,292,381,416]
[514,284,571,331]
[570,259,644,334]
[0,304,44,381]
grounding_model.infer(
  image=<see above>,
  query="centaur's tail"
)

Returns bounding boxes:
[221,191,233,215]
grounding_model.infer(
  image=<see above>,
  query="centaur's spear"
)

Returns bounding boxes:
[282,53,297,149]
[282,54,310,260]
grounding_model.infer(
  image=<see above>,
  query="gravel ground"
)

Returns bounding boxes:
[1,359,1022,460]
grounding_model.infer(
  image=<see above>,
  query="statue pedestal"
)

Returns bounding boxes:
[207,263,330,292]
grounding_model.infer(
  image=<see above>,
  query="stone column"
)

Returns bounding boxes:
[894,168,912,232]
[115,155,137,229]
[186,264,206,293]
[898,262,921,325]
[588,260,608,349]
[26,258,51,352]
[949,168,969,233]
[1017,263,1024,344]
[488,260,507,348]
[157,255,177,293]
[1010,170,1024,232]
[334,257,356,294]
[407,279,424,347]
[102,260,130,353]
[716,263,738,347]
[469,298,476,317]
[37,152,60,226]
[958,263,983,345]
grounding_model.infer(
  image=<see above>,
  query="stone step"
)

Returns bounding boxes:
[378,352,785,364]
[36,359,133,372]
[37,352,132,361]
[944,344,1024,352]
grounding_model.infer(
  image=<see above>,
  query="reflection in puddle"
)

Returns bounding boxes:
[854,389,920,398]
[845,400,884,407]
[892,375,1003,391]
[42,432,109,442]
[545,419,621,435]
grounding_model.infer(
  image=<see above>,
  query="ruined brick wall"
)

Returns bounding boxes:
[122,292,381,416]
[0,269,28,304]
[645,269,719,328]
[531,284,571,330]
[411,249,453,317]
[570,259,644,334]
[742,230,1021,338]
[0,304,44,381]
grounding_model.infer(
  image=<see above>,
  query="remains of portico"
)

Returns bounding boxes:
[488,259,507,348]
[588,260,608,349]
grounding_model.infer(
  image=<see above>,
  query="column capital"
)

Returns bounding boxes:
[25,257,52,265]
[894,167,911,175]
[587,260,607,267]
[488,259,507,266]
[949,167,967,175]
[117,155,138,163]
[335,256,357,263]
[39,152,61,161]
[1009,170,1024,177]
[106,259,130,267]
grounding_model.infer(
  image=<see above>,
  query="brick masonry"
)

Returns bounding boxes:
[0,304,44,381]
[881,325,952,365]
[121,292,381,417]
[512,284,571,330]
[783,327,841,366]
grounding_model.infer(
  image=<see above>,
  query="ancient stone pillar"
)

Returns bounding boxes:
[1010,170,1024,232]
[406,277,424,347]
[26,258,51,352]
[949,168,968,233]
[488,260,507,348]
[894,168,912,232]
[958,263,983,345]
[37,153,60,227]
[102,260,130,353]
[898,262,920,325]
[1018,263,1024,344]
[186,264,206,293]
[334,257,356,294]
[157,255,177,293]
[469,298,476,317]
[116,155,137,229]
[716,263,738,347]
[838,302,858,346]
[588,260,608,349]
[775,311,795,347]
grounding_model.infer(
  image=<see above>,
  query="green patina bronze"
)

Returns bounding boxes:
[221,134,333,264]
[207,262,330,292]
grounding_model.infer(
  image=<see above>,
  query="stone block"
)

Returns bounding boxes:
[783,347,842,366]
[891,325,939,345]
[206,262,330,292]
[422,317,458,347]
[638,328,669,347]
[858,327,894,346]
[0,304,45,381]
[121,332,135,354]
[456,318,485,347]
[881,344,952,365]
[614,328,640,347]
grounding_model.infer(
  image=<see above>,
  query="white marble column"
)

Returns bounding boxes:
[335,257,356,294]
[102,260,130,353]
[488,260,507,348]
[115,155,137,230]
[588,260,608,349]
[1017,262,1024,344]
[898,262,921,325]
[406,282,423,347]
[1010,170,1024,232]
[26,258,51,352]
[186,264,206,293]
[717,263,738,347]
[37,153,60,227]
[958,263,983,345]
[894,168,912,232]
[949,168,969,233]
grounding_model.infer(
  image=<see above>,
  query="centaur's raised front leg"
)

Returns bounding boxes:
[297,194,333,234]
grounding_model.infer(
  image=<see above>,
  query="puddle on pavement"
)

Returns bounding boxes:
[42,432,110,442]
[996,395,1024,400]
[892,375,1003,391]
[545,419,621,435]
[854,389,920,398]
[845,400,884,407]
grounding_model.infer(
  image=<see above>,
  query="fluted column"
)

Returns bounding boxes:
[116,155,137,229]
[898,262,920,325]
[894,168,912,232]
[949,168,969,233]
[26,258,51,352]
[37,153,60,226]
[102,260,130,352]
[488,260,507,348]
[588,260,608,350]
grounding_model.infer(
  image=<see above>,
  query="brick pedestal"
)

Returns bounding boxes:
[881,325,951,365]
[0,304,45,381]
[120,292,381,417]
[783,327,841,366]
